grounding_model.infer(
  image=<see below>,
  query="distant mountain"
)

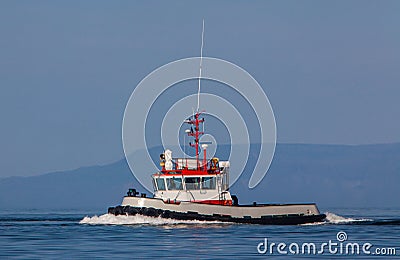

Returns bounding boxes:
[1,143,399,211]
[0,161,141,211]
[232,143,400,208]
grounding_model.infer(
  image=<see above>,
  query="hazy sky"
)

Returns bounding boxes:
[1,1,399,178]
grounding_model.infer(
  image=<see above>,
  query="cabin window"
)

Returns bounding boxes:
[156,178,166,191]
[167,177,183,190]
[201,177,216,189]
[184,177,200,190]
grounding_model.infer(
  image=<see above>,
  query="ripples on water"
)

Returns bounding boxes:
[0,209,399,259]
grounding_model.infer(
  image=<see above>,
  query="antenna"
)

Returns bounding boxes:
[197,19,205,112]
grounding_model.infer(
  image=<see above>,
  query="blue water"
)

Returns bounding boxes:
[0,208,399,259]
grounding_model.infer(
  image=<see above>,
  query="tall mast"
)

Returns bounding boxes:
[187,111,204,170]
[187,20,205,170]
[197,19,205,112]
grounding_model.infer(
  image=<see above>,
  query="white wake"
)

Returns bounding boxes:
[79,213,226,225]
[301,212,373,226]
[324,212,372,224]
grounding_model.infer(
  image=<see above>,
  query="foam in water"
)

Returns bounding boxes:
[324,212,372,224]
[79,213,226,225]
[301,212,373,226]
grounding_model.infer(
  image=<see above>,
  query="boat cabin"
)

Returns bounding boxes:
[151,112,232,205]
[152,153,232,205]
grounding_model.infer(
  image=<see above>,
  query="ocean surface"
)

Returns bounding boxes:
[0,208,399,259]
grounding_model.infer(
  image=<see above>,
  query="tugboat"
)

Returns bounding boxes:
[108,21,326,225]
[108,112,326,225]
[108,111,326,225]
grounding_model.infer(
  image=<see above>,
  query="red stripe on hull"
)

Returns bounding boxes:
[193,200,232,206]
